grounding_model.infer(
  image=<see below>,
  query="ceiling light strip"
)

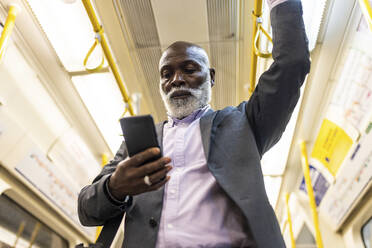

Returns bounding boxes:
[81,0,135,115]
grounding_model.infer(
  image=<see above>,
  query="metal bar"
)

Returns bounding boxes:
[262,174,282,177]
[299,141,324,248]
[95,153,108,240]
[249,0,263,95]
[285,193,296,248]
[101,153,109,167]
[69,67,110,76]
[28,222,41,248]
[81,0,135,116]
[13,221,26,248]
[359,0,372,30]
[0,5,20,63]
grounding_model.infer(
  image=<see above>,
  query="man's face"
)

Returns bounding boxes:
[159,45,215,119]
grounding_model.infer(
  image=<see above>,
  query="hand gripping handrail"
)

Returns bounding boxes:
[81,0,134,116]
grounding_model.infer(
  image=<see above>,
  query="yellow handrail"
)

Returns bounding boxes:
[81,0,134,116]
[28,222,41,248]
[249,0,263,95]
[359,0,372,31]
[0,5,20,63]
[249,0,273,94]
[299,141,324,248]
[83,36,105,73]
[254,23,273,58]
[95,153,109,240]
[13,221,26,248]
[285,192,296,248]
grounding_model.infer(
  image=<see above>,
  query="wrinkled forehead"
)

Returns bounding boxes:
[159,46,210,70]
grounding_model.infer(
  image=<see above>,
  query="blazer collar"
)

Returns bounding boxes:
[155,121,166,153]
[199,109,217,160]
[155,108,216,160]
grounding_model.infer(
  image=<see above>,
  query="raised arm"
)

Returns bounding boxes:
[246,0,310,156]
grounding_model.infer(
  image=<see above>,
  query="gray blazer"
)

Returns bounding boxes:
[78,1,310,247]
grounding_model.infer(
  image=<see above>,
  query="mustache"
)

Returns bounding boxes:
[167,87,192,98]
[166,86,202,99]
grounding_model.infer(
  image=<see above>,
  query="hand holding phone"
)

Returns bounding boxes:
[107,115,172,199]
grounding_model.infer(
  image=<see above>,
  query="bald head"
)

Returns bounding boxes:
[159,41,210,69]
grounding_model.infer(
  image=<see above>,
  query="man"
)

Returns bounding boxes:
[78,0,310,247]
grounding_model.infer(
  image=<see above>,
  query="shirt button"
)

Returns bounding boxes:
[149,217,158,228]
[167,224,174,229]
[170,189,176,194]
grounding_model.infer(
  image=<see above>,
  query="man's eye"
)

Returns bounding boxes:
[185,68,195,74]
[162,71,171,78]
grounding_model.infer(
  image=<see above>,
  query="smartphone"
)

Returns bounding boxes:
[119,115,161,160]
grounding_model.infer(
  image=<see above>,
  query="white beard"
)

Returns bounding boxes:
[160,80,212,119]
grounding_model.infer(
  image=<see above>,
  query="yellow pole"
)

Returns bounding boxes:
[359,0,372,31]
[28,222,41,248]
[249,0,263,95]
[285,193,296,248]
[101,153,108,166]
[0,5,20,63]
[299,141,324,248]
[95,153,108,240]
[281,219,288,234]
[81,0,135,116]
[13,221,26,248]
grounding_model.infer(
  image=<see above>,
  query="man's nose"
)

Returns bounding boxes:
[170,71,186,87]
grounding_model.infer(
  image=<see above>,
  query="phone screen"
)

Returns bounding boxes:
[119,115,161,159]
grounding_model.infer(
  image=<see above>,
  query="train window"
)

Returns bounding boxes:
[0,194,68,248]
[362,217,372,248]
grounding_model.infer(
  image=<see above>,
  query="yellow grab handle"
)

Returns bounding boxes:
[0,5,20,63]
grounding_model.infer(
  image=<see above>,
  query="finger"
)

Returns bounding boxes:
[126,147,161,167]
[148,165,172,184]
[135,157,171,177]
[146,176,170,191]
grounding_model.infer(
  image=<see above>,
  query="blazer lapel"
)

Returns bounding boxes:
[156,110,216,160]
[199,109,217,161]
[155,121,166,152]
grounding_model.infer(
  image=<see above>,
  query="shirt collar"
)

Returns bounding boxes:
[168,105,210,127]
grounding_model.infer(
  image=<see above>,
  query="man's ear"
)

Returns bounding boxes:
[209,68,215,87]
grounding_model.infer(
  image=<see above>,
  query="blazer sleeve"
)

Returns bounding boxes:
[245,0,311,156]
[78,141,128,226]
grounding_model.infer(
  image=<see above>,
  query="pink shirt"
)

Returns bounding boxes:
[155,106,251,248]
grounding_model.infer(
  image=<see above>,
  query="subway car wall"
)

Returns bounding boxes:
[0,0,371,247]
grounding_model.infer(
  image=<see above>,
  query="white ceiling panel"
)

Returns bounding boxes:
[150,0,210,49]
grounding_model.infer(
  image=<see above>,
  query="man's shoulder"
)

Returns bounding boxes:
[199,102,249,124]
[215,101,248,116]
